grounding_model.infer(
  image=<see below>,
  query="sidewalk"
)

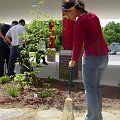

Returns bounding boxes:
[36,54,120,87]
[0,108,120,120]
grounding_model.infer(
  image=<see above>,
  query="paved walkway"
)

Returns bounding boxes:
[0,108,120,120]
[35,54,120,87]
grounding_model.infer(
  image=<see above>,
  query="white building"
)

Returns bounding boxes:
[0,0,120,24]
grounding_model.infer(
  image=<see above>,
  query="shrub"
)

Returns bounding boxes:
[0,76,10,84]
[14,73,33,90]
[7,86,19,97]
[118,81,120,90]
[37,90,51,98]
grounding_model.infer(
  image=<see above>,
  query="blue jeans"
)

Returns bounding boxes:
[7,46,21,76]
[82,55,108,120]
[8,45,31,76]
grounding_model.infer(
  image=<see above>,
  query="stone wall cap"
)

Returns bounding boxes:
[60,50,72,55]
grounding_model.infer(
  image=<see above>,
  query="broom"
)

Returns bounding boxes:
[61,68,75,120]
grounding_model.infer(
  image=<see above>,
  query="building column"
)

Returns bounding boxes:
[59,0,79,80]
[59,50,78,80]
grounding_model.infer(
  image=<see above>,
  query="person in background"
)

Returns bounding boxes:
[62,0,109,120]
[36,40,48,66]
[5,19,28,76]
[0,21,18,77]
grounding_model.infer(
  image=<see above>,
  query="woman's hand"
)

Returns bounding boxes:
[69,60,76,68]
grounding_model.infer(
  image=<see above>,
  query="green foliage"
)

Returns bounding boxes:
[27,44,38,52]
[46,76,56,83]
[25,20,50,47]
[14,74,26,90]
[0,76,10,84]
[103,22,120,45]
[46,48,56,55]
[7,88,19,97]
[14,73,26,81]
[53,20,62,51]
[37,90,51,98]
[118,81,120,90]
[14,73,33,90]
[37,82,52,98]
[16,1,63,75]
[6,84,19,97]
[24,19,62,52]
[23,20,49,68]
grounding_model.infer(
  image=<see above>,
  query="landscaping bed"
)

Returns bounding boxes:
[0,78,120,111]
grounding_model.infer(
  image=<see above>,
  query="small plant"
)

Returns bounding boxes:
[6,85,19,97]
[7,88,19,97]
[14,73,26,81]
[46,76,56,84]
[37,90,51,98]
[118,81,120,90]
[46,48,56,56]
[0,76,10,84]
[14,74,26,90]
[36,81,53,98]
[14,73,33,90]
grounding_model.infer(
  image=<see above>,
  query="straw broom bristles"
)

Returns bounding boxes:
[61,67,75,120]
[61,96,75,120]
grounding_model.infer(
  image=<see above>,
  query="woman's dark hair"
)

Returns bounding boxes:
[62,0,87,13]
[62,0,76,10]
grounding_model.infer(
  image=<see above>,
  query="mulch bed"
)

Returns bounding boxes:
[0,79,120,111]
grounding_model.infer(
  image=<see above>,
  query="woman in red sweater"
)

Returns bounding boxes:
[62,0,109,120]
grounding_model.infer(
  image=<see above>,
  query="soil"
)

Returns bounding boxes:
[0,78,120,112]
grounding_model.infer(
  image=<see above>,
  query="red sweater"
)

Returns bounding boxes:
[72,12,109,61]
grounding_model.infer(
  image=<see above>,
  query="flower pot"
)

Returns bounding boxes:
[47,48,56,62]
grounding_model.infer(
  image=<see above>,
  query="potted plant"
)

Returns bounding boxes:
[47,48,56,62]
